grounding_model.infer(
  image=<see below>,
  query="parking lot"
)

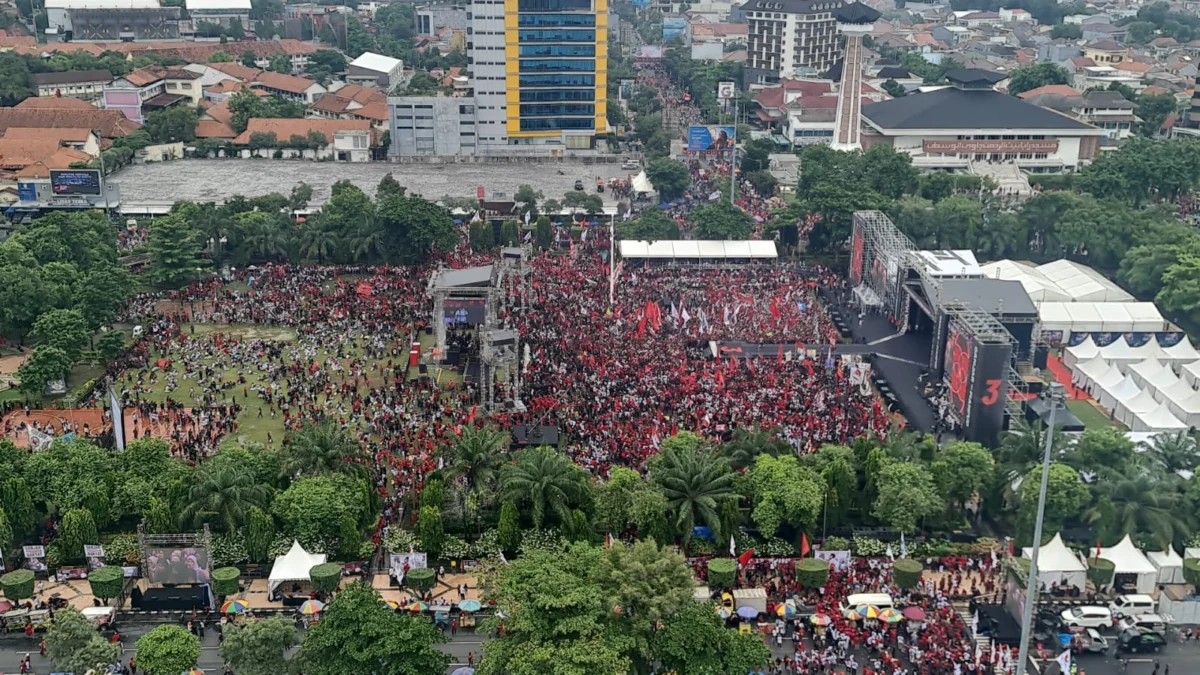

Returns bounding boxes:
[113,159,633,206]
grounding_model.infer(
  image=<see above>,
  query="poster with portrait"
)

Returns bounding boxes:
[24,545,46,573]
[84,545,106,570]
[815,550,852,572]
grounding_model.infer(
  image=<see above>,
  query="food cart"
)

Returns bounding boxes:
[0,608,50,633]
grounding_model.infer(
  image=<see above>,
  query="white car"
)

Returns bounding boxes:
[1118,614,1172,633]
[1061,606,1113,629]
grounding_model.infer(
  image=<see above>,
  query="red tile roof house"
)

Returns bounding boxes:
[231,119,376,161]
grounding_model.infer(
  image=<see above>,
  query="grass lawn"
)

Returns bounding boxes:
[1066,399,1115,429]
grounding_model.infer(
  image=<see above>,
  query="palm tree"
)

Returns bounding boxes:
[240,214,289,261]
[652,443,736,542]
[721,427,788,470]
[178,464,271,532]
[1145,430,1200,476]
[281,422,365,480]
[298,220,339,263]
[444,426,507,491]
[350,221,388,263]
[1083,475,1191,550]
[500,446,586,529]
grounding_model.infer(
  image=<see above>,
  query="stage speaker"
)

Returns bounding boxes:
[1033,346,1048,370]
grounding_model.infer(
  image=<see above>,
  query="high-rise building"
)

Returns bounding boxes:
[744,0,843,86]
[469,0,608,150]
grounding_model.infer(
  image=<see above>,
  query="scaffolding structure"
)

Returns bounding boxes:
[480,247,531,414]
[942,303,1026,425]
[136,523,213,580]
[852,210,916,318]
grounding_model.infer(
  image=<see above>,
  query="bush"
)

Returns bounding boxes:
[822,536,851,551]
[1088,557,1116,589]
[309,563,342,594]
[796,558,830,589]
[1184,558,1200,589]
[893,559,923,589]
[87,565,124,600]
[211,567,241,597]
[760,537,795,557]
[104,534,140,565]
[405,567,435,593]
[707,559,737,588]
[851,537,886,557]
[1,569,35,600]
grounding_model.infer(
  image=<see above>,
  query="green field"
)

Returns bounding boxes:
[1066,399,1115,429]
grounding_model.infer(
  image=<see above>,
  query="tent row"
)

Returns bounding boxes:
[1023,534,1179,593]
[1040,303,1169,339]
[1072,355,1200,429]
[981,259,1134,303]
[618,240,778,260]
[1064,335,1200,369]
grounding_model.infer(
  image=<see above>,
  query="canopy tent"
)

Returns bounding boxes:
[1139,366,1181,401]
[852,284,883,308]
[1127,359,1168,390]
[979,259,1072,303]
[1071,357,1111,393]
[1154,381,1200,427]
[1130,402,1188,432]
[1186,548,1200,560]
[1116,388,1159,428]
[1100,338,1153,370]
[1161,337,1200,365]
[1063,337,1099,368]
[1182,361,1200,388]
[618,240,777,261]
[1038,304,1168,342]
[631,170,655,196]
[1097,535,1158,595]
[1147,547,1185,585]
[1036,259,1135,302]
[1097,376,1140,416]
[268,540,327,595]
[1087,362,1125,400]
[1021,532,1087,591]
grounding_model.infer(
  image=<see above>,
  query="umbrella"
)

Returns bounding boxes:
[716,606,732,619]
[854,600,883,619]
[220,599,249,614]
[844,608,862,620]
[383,599,400,610]
[458,599,482,612]
[298,599,325,615]
[879,608,902,624]
[809,614,832,627]
[775,602,797,618]
[902,607,926,621]
[406,601,430,612]
[736,606,760,620]
[451,669,476,675]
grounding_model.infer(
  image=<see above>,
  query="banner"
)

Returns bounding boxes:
[389,552,428,577]
[109,388,125,451]
[815,550,852,572]
[687,126,735,152]
[85,545,106,570]
[27,426,54,452]
[24,545,46,573]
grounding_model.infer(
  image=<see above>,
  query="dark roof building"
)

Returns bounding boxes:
[859,68,1104,171]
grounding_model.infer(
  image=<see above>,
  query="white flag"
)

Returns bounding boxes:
[471,211,481,223]
[498,549,508,564]
[524,210,531,225]
[581,228,588,242]
[1055,649,1071,673]
[723,304,730,326]
[671,302,680,320]
[900,533,907,559]
[681,307,691,324]
[730,535,736,556]
[885,544,894,560]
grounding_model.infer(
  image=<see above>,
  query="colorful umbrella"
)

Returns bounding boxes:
[809,613,832,627]
[220,599,249,614]
[902,606,926,621]
[844,608,862,620]
[736,606,760,620]
[406,601,430,612]
[854,605,881,620]
[383,599,401,610]
[299,599,325,615]
[879,608,902,624]
[775,602,797,618]
[458,599,482,613]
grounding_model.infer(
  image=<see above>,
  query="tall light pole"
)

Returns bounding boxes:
[1015,381,1065,675]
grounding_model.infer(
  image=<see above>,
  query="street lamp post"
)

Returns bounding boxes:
[1015,381,1065,675]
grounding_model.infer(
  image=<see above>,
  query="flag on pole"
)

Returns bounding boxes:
[800,532,811,557]
[886,544,894,560]
[729,535,737,556]
[671,302,680,320]
[681,306,691,324]
[1055,650,1071,673]
[737,547,754,569]
[900,533,907,559]
[524,210,531,225]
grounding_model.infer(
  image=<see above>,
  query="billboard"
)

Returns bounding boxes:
[687,125,735,152]
[944,327,973,423]
[50,169,102,196]
[965,341,1012,447]
[145,547,211,585]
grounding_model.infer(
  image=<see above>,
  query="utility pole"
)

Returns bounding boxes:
[1015,381,1065,675]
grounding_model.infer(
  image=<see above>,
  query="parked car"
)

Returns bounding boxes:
[574,179,584,191]
[1118,629,1166,654]
[1118,614,1172,634]
[1078,628,1109,654]
[1109,595,1156,618]
[622,160,640,170]
[1061,606,1113,629]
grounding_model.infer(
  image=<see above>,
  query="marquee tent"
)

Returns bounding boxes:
[631,170,655,196]
[1036,260,1135,302]
[1021,532,1087,591]
[1087,362,1125,400]
[1071,358,1117,395]
[1039,304,1168,343]
[1128,359,1169,390]
[1147,547,1185,585]
[1161,337,1200,365]
[1129,402,1188,433]
[1116,388,1159,428]
[1063,337,1099,368]
[1100,338,1154,370]
[268,540,327,595]
[618,240,777,261]
[1098,535,1158,595]
[1098,376,1140,417]
[1183,361,1200,388]
[1153,381,1200,427]
[979,260,1072,303]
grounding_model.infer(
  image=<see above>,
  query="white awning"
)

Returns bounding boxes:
[268,540,328,594]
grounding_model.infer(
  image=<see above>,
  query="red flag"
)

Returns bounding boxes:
[637,316,646,337]
[466,405,477,423]
[800,532,811,557]
[737,547,754,569]
[769,296,781,321]
[777,344,784,363]
[729,355,737,371]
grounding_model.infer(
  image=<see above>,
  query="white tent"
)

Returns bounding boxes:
[1071,357,1115,394]
[1098,535,1158,594]
[1128,359,1168,389]
[1147,548,1185,585]
[1036,260,1135,302]
[631,170,655,196]
[1161,337,1200,366]
[1186,548,1200,560]
[268,540,327,595]
[979,259,1072,303]
[1140,367,1181,401]
[1182,361,1200,388]
[1021,532,1087,591]
[1102,338,1149,371]
[1131,403,1188,432]
[1087,363,1126,400]
[1063,337,1100,368]
[1116,388,1159,428]
[1098,376,1140,416]
[1155,381,1200,427]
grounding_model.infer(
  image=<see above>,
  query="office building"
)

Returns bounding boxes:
[744,0,843,85]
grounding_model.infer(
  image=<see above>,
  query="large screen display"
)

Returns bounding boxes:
[687,126,735,152]
[145,547,211,585]
[944,328,973,422]
[50,169,102,196]
[443,298,486,325]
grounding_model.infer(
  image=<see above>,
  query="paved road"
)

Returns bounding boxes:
[1030,638,1200,675]
[113,159,633,208]
[0,622,489,674]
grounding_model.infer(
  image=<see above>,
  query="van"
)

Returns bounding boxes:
[1061,606,1113,629]
[842,593,895,612]
[1110,595,1156,618]
[1118,614,1172,633]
